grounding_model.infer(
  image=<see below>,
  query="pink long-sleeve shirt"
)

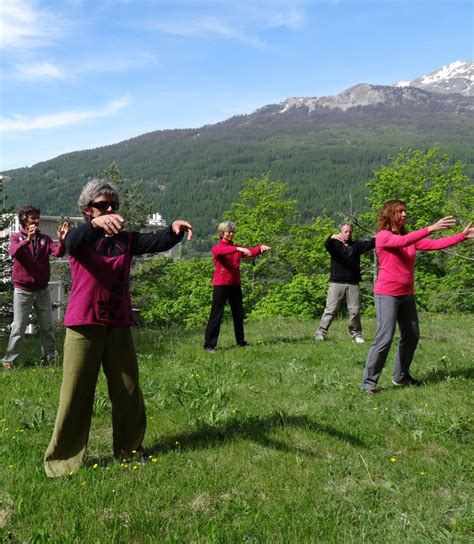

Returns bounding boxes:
[374,227,466,296]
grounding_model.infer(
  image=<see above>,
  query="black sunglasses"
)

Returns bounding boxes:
[89,201,119,211]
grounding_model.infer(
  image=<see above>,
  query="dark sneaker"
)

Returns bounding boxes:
[363,387,378,395]
[204,347,216,353]
[237,342,248,348]
[392,375,422,387]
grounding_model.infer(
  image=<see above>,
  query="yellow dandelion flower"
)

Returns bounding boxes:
[132,450,137,454]
[69,470,75,475]
[92,463,98,469]
[133,465,139,470]
[8,465,14,469]
[420,471,426,476]
[389,457,397,463]
[151,458,158,463]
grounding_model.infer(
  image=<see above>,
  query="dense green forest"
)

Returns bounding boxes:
[4,98,474,246]
[130,149,474,322]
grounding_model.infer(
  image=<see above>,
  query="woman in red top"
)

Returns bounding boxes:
[204,221,270,352]
[361,200,473,394]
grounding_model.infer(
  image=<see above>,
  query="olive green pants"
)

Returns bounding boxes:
[44,326,146,477]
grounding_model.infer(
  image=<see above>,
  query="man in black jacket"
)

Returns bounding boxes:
[315,223,375,343]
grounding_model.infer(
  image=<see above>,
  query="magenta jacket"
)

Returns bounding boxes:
[375,228,466,296]
[9,228,66,291]
[211,239,263,286]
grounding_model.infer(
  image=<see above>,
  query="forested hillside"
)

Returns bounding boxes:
[4,87,474,244]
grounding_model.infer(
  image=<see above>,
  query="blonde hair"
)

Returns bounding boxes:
[217,221,236,239]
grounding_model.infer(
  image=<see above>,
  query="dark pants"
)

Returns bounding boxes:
[362,294,419,390]
[204,285,245,348]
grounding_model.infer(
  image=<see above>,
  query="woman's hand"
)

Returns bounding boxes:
[463,222,474,239]
[91,214,124,236]
[259,244,271,252]
[236,247,252,257]
[57,222,70,243]
[428,216,456,233]
[172,220,193,241]
[26,224,38,241]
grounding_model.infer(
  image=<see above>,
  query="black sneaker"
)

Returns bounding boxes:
[392,375,422,387]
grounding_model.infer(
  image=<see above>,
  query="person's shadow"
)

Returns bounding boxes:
[146,412,367,458]
[421,365,474,385]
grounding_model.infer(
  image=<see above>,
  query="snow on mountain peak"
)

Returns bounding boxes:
[395,60,474,96]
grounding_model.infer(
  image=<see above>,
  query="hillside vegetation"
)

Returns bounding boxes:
[5,99,474,242]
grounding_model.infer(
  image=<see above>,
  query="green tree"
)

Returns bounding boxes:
[364,146,474,311]
[223,173,299,248]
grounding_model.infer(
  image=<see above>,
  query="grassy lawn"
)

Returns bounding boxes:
[1,314,473,543]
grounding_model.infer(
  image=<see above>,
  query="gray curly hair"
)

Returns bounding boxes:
[217,221,236,239]
[78,178,120,211]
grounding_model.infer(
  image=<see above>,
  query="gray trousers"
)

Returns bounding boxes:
[316,282,362,338]
[362,294,419,390]
[2,287,55,365]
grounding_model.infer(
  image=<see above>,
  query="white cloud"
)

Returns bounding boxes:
[15,61,65,79]
[150,0,306,46]
[0,97,130,132]
[11,52,156,81]
[0,0,64,50]
[154,16,265,47]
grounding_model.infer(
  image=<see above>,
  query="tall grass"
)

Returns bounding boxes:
[1,314,472,542]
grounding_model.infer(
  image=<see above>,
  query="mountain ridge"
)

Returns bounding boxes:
[3,61,473,242]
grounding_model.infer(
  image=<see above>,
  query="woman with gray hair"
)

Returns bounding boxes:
[204,221,269,352]
[44,178,192,477]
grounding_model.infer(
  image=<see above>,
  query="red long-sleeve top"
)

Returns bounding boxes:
[375,228,466,296]
[211,239,263,286]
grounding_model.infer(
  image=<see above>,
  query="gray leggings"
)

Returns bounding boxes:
[362,294,419,389]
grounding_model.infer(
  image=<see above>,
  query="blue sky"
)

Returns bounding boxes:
[0,0,472,171]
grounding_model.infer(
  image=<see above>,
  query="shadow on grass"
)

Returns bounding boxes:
[421,365,474,385]
[147,412,367,458]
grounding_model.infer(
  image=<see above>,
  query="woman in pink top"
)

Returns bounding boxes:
[44,179,192,477]
[361,200,473,394]
[204,221,270,352]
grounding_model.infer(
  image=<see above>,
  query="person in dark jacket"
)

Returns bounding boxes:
[203,221,270,352]
[44,179,192,477]
[315,222,375,343]
[2,205,69,371]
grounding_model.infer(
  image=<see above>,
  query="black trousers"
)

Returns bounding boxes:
[204,285,245,348]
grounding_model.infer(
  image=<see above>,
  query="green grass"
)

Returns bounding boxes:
[1,315,473,543]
